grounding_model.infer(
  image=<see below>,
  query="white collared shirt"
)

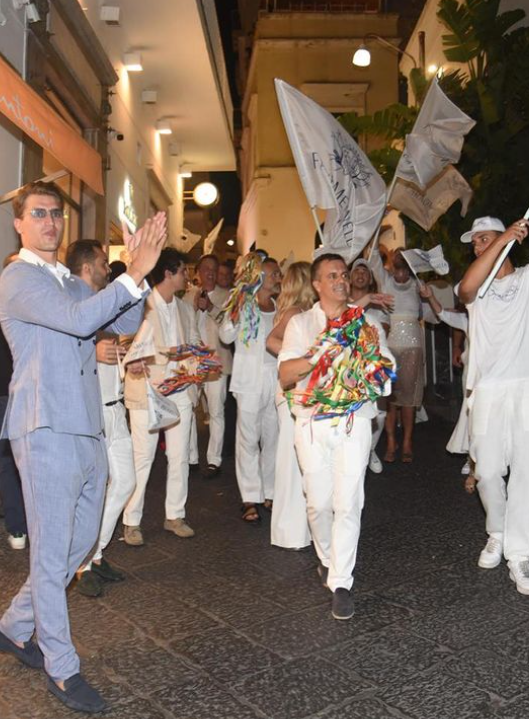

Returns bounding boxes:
[18,247,145,299]
[18,248,71,287]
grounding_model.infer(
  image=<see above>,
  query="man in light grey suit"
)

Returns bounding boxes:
[0,181,166,714]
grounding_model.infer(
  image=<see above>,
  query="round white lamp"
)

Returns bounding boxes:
[193,182,219,208]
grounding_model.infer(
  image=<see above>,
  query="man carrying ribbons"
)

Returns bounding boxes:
[278,253,394,620]
[0,181,165,714]
[458,215,529,593]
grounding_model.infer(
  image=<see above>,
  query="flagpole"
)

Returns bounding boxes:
[367,174,399,262]
[310,207,325,246]
[478,207,529,298]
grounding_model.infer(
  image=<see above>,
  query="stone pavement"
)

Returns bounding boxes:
[1,414,529,719]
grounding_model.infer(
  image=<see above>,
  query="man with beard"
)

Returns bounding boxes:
[66,240,136,597]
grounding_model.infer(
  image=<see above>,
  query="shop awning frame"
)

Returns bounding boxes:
[0,55,104,195]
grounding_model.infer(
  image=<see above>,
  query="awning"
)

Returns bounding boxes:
[0,55,104,195]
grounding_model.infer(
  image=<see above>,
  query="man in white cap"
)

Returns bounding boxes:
[458,215,529,594]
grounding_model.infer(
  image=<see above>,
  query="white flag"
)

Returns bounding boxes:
[146,381,180,431]
[396,78,475,189]
[391,165,473,231]
[203,218,224,255]
[123,320,156,365]
[174,227,202,254]
[275,79,386,262]
[401,245,449,276]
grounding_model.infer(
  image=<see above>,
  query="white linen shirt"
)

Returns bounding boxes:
[219,304,276,396]
[279,302,394,423]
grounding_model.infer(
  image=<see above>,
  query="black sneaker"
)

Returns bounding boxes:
[91,558,125,582]
[331,588,354,620]
[76,571,103,598]
[317,563,329,588]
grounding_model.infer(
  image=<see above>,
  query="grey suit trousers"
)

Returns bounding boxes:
[0,428,107,680]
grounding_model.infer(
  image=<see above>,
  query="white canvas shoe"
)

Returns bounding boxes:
[478,536,503,569]
[369,451,383,474]
[508,560,529,595]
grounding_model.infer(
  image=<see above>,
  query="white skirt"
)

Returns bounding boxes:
[271,398,312,549]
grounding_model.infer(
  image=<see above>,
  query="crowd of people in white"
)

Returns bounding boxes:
[1,181,529,714]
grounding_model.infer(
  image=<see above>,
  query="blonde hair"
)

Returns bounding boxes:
[275,261,315,325]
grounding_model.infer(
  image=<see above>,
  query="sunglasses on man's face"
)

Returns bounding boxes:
[27,208,64,221]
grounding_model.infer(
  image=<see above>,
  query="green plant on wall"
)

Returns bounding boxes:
[340,0,529,279]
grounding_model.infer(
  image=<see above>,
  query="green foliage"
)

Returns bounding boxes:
[338,0,529,280]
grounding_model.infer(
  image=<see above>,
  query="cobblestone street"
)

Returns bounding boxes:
[1,413,529,719]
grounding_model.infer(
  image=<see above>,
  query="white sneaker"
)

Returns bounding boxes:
[461,459,471,476]
[508,559,529,595]
[7,533,27,550]
[478,536,503,569]
[369,451,383,474]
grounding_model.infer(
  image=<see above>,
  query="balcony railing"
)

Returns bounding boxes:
[259,0,382,13]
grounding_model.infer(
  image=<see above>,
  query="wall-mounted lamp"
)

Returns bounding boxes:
[226,239,235,247]
[193,182,219,208]
[352,33,418,69]
[123,52,143,72]
[155,118,172,135]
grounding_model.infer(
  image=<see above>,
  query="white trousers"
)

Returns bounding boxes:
[234,372,278,504]
[189,376,228,467]
[124,402,193,526]
[295,415,371,592]
[87,403,136,566]
[371,410,386,451]
[271,400,311,549]
[470,382,529,561]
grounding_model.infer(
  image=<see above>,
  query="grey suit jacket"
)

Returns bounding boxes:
[0,261,147,440]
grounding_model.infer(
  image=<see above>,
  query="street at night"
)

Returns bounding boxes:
[2,409,529,719]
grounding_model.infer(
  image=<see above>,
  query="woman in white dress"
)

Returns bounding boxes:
[266,262,315,549]
[368,248,430,463]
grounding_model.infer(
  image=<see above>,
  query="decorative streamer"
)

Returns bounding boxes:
[157,344,222,395]
[287,306,396,427]
[217,252,263,345]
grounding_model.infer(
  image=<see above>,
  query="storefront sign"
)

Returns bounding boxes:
[0,56,103,195]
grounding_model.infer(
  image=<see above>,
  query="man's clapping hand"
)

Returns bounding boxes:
[124,212,167,286]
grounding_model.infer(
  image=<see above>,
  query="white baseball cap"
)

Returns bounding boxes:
[350,258,372,274]
[460,216,505,244]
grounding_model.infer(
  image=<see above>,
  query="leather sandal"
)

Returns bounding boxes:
[241,504,260,524]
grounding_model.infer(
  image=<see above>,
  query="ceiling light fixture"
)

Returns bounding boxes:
[100,5,120,24]
[155,118,172,135]
[123,52,143,72]
[141,89,158,104]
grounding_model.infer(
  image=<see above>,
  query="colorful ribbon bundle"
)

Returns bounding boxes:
[157,344,222,395]
[287,306,396,425]
[217,252,263,345]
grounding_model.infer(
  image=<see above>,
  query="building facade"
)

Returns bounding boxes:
[0,0,235,262]
[236,3,401,261]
